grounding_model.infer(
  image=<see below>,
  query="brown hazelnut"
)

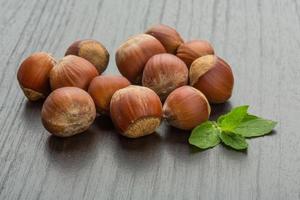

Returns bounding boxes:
[41,87,96,137]
[163,86,211,130]
[110,85,162,138]
[88,75,131,114]
[142,53,188,101]
[115,34,166,84]
[50,55,99,91]
[189,55,234,103]
[17,52,56,101]
[145,24,184,54]
[65,39,109,73]
[176,40,214,68]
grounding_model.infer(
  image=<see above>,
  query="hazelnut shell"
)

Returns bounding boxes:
[163,86,211,130]
[65,39,109,73]
[142,53,188,101]
[115,34,166,84]
[88,75,131,114]
[176,40,214,68]
[50,55,99,91]
[17,52,56,101]
[41,87,96,137]
[145,24,184,54]
[110,85,162,138]
[189,55,234,103]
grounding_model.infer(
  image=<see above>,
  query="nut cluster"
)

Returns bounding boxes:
[17,24,234,139]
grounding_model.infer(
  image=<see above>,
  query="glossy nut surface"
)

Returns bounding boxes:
[17,52,56,101]
[142,53,188,101]
[50,55,99,91]
[41,87,96,137]
[88,75,130,114]
[145,24,184,54]
[189,55,234,103]
[163,86,211,130]
[115,34,166,84]
[176,40,214,68]
[110,85,162,138]
[65,39,109,73]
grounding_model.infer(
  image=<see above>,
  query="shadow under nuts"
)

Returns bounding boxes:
[50,55,99,91]
[65,39,109,73]
[145,24,184,54]
[110,85,162,138]
[176,40,214,68]
[115,34,166,84]
[41,87,96,137]
[142,53,188,101]
[189,55,234,103]
[88,75,131,115]
[17,52,56,101]
[163,86,211,130]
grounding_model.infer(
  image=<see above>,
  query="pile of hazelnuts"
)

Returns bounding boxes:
[17,24,234,138]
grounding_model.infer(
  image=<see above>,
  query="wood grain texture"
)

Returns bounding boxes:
[0,0,299,199]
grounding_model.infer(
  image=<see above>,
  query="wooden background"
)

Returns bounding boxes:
[0,0,299,199]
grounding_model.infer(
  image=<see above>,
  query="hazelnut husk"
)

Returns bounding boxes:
[41,87,96,137]
[115,34,166,84]
[142,53,188,101]
[65,39,109,73]
[50,55,98,91]
[189,55,234,103]
[110,85,162,138]
[176,40,214,68]
[17,52,56,101]
[88,75,130,114]
[145,24,184,54]
[163,86,211,130]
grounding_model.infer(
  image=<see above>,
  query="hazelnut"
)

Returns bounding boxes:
[115,34,166,84]
[145,24,184,54]
[142,53,188,101]
[189,55,234,103]
[41,87,96,137]
[110,85,162,138]
[65,39,109,73]
[163,86,211,130]
[88,75,130,114]
[50,55,99,91]
[176,40,214,68]
[17,52,56,101]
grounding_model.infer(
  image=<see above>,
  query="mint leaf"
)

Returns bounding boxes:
[218,105,249,131]
[219,131,248,150]
[189,121,221,149]
[233,115,277,138]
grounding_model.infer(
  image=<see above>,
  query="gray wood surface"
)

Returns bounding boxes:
[0,0,299,199]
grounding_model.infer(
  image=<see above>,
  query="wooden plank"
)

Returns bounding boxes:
[0,0,299,199]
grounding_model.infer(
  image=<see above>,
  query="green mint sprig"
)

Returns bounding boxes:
[188,105,277,151]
